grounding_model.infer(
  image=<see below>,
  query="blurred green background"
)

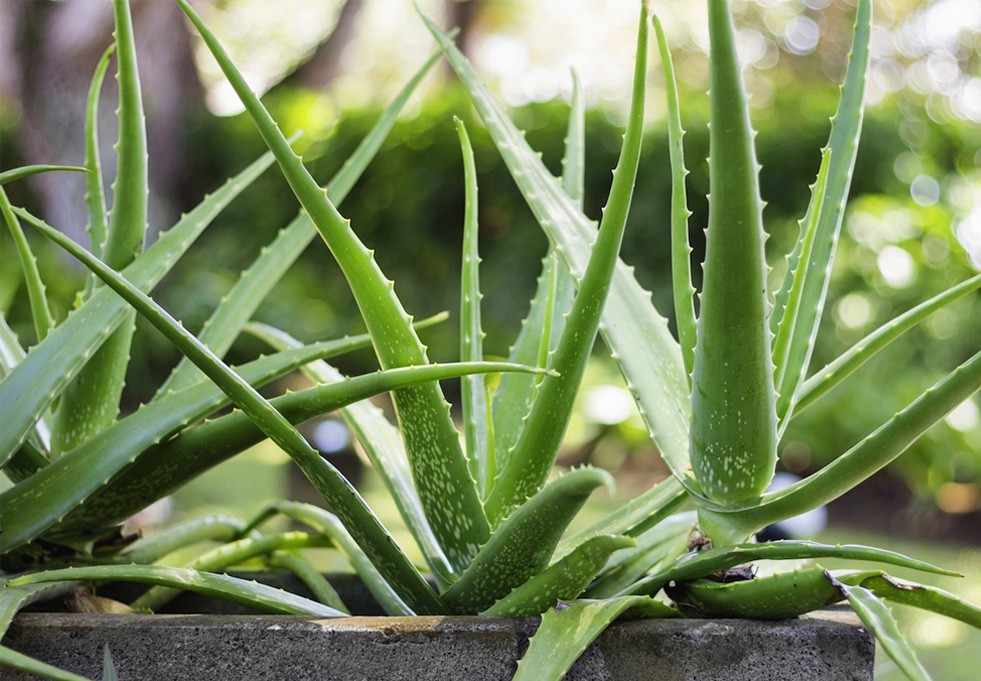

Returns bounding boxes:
[1,0,979,678]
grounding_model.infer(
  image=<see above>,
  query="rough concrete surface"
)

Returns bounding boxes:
[4,609,872,680]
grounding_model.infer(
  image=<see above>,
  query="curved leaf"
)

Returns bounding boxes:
[0,646,95,681]
[268,550,348,613]
[120,515,246,564]
[83,44,115,294]
[838,571,981,628]
[1,188,55,341]
[0,165,87,186]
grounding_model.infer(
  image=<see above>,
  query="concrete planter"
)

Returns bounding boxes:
[5,573,874,681]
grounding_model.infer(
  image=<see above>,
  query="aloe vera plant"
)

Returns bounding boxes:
[1,1,978,680]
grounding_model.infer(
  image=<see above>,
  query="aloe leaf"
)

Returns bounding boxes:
[700,349,981,541]
[0,144,276,467]
[770,0,872,422]
[837,582,932,681]
[179,0,489,571]
[0,165,87,185]
[511,597,678,681]
[244,320,456,587]
[156,46,444,397]
[772,147,833,400]
[627,539,958,598]
[120,515,246,564]
[131,531,330,612]
[51,360,539,542]
[244,501,412,616]
[0,313,52,462]
[690,0,777,507]
[443,468,613,614]
[17,216,453,615]
[483,3,648,523]
[492,71,583,479]
[268,550,349,613]
[586,512,695,598]
[7,565,344,617]
[422,8,694,496]
[667,566,841,619]
[83,44,115,294]
[653,14,697,380]
[0,328,374,548]
[101,647,117,681]
[54,0,150,455]
[483,535,635,617]
[455,118,493,495]
[1,188,55,341]
[0,646,95,681]
[839,571,981,628]
[793,273,981,419]
[0,582,78,639]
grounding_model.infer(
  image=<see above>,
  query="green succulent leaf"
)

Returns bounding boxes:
[0,310,52,466]
[653,13,697,381]
[691,0,777,507]
[455,117,493,495]
[837,581,932,681]
[699,349,981,540]
[838,571,981,629]
[0,165,87,186]
[83,44,115,295]
[792,273,981,419]
[179,0,489,571]
[443,467,613,614]
[244,501,413,616]
[268,550,349,613]
[155,44,444,396]
[0,144,279,468]
[483,2,648,523]
[0,582,78,639]
[483,535,635,617]
[101,646,117,681]
[422,8,693,497]
[55,0,150,455]
[7,565,344,618]
[0,646,95,681]
[770,0,872,422]
[131,531,330,612]
[1,188,55,341]
[120,515,247,564]
[511,596,679,681]
[20,217,445,615]
[556,475,688,559]
[0,323,373,549]
[52,360,538,542]
[627,539,958,597]
[245,319,456,587]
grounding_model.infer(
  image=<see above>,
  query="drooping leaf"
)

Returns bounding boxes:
[55,0,150,454]
[268,550,349,613]
[0,646,95,681]
[0,582,78,639]
[179,0,489,572]
[244,320,456,587]
[770,0,873,422]
[0,312,52,468]
[131,531,330,612]
[483,535,635,617]
[838,581,932,681]
[792,273,981,419]
[155,44,446,396]
[120,515,246,564]
[244,501,412,616]
[653,13,696,381]
[422,6,693,497]
[838,571,981,628]
[7,565,344,618]
[511,597,678,681]
[0,143,280,467]
[690,0,777,507]
[483,2,649,523]
[455,118,493,495]
[627,539,958,597]
[699,349,981,541]
[0,165,87,185]
[1,188,55,341]
[443,468,613,614]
